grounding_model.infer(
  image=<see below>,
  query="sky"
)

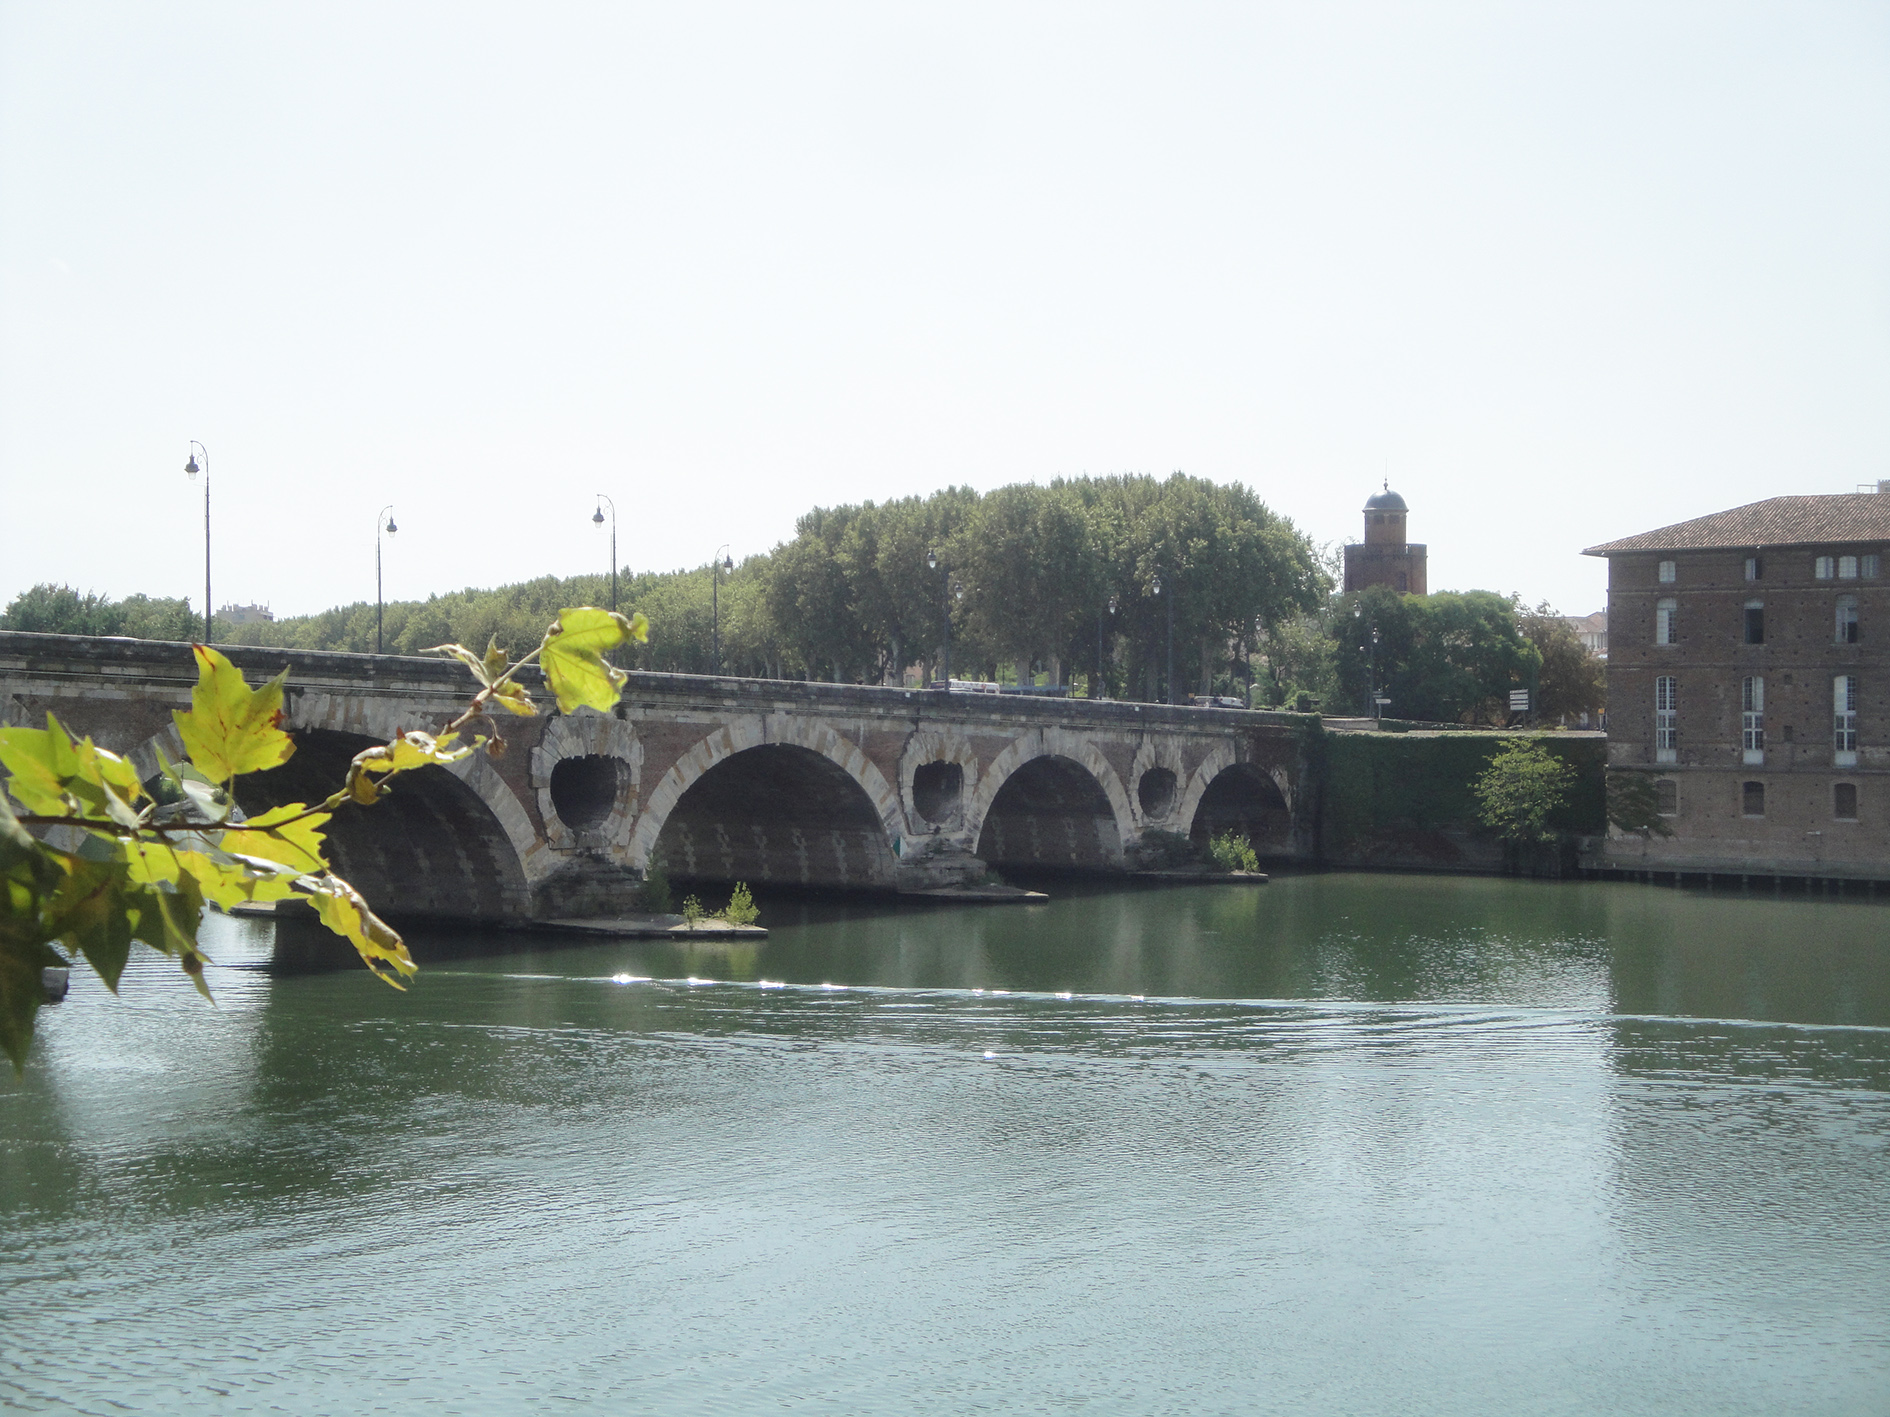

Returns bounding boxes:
[2,1,1887,621]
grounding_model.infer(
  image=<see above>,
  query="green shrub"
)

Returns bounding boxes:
[1472,741,1574,843]
[1128,828,1205,870]
[680,894,705,925]
[724,882,759,927]
[1208,831,1260,873]
[637,862,672,914]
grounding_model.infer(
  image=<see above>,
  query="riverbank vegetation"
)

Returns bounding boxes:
[4,473,1603,718]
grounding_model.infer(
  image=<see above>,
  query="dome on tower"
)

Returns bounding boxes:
[1363,485,1407,512]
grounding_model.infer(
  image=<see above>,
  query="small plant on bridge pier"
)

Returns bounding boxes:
[0,606,647,1071]
[723,882,758,927]
[1208,832,1260,874]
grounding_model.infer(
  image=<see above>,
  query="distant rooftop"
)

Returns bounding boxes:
[1583,493,1890,556]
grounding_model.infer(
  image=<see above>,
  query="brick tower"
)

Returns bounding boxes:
[1342,483,1428,595]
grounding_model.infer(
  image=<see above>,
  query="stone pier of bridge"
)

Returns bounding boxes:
[0,633,1319,922]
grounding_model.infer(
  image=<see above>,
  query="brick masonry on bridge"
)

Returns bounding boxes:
[0,633,1315,921]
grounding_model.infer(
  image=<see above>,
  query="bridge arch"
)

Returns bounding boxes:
[967,729,1133,871]
[224,728,533,919]
[629,716,903,886]
[1179,745,1296,854]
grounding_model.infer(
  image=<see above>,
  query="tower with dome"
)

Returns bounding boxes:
[1342,483,1427,595]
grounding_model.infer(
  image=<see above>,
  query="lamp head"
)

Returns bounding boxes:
[1151,574,1162,596]
[1108,594,1118,615]
[184,455,199,479]
[927,549,939,572]
[592,506,605,527]
[952,580,963,601]
[723,554,733,572]
[385,516,398,535]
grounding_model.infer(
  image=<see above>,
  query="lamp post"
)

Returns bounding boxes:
[1151,573,1174,704]
[183,442,210,643]
[1096,594,1117,699]
[927,549,961,688]
[375,505,398,655]
[712,544,733,675]
[591,495,617,613]
[1371,627,1381,722]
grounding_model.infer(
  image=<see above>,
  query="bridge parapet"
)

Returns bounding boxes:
[0,633,1318,919]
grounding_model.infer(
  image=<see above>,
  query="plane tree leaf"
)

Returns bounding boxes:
[174,646,295,784]
[541,607,646,714]
[221,804,330,874]
[299,874,415,987]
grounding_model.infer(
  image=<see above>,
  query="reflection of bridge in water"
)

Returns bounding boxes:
[0,634,1316,922]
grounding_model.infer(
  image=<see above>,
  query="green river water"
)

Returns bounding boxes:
[3,872,1888,1415]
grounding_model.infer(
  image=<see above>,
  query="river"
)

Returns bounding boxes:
[4,872,1888,1415]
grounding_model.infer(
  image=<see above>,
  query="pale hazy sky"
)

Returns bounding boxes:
[3,2,1886,620]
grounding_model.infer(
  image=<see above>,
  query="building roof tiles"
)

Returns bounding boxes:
[1583,494,1890,556]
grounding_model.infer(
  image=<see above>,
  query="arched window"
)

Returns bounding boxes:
[1655,676,1677,763]
[1656,599,1677,645]
[1836,595,1859,644]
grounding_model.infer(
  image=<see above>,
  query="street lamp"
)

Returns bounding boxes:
[712,544,733,675]
[1096,593,1118,699]
[592,495,617,614]
[183,442,210,643]
[928,548,956,688]
[375,505,398,655]
[1151,573,1174,704]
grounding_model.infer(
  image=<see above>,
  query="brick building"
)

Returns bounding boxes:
[1585,491,1890,879]
[1343,484,1427,596]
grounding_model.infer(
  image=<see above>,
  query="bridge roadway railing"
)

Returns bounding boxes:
[0,631,1312,733]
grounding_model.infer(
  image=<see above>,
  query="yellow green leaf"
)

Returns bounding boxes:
[220,804,330,874]
[426,642,494,686]
[174,646,295,784]
[0,718,80,815]
[300,874,415,986]
[489,680,536,716]
[174,850,302,910]
[541,607,643,714]
[481,636,511,683]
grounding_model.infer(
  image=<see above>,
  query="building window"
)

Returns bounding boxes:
[1655,675,1677,763]
[1741,676,1764,764]
[1743,601,1764,644]
[1865,554,1882,578]
[1657,559,1676,584]
[1396,572,1408,591]
[1742,781,1766,817]
[1656,779,1678,816]
[1816,556,1836,580]
[1840,555,1859,579]
[1744,556,1763,581]
[1835,783,1859,821]
[1656,598,1677,645]
[1837,595,1859,644]
[1835,674,1858,765]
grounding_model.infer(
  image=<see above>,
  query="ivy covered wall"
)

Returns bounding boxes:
[1315,731,1606,866]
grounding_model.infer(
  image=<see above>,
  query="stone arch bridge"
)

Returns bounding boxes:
[0,634,1319,922]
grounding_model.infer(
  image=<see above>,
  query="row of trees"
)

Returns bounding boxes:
[2,473,1603,719]
[1261,587,1605,724]
[3,475,1332,701]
